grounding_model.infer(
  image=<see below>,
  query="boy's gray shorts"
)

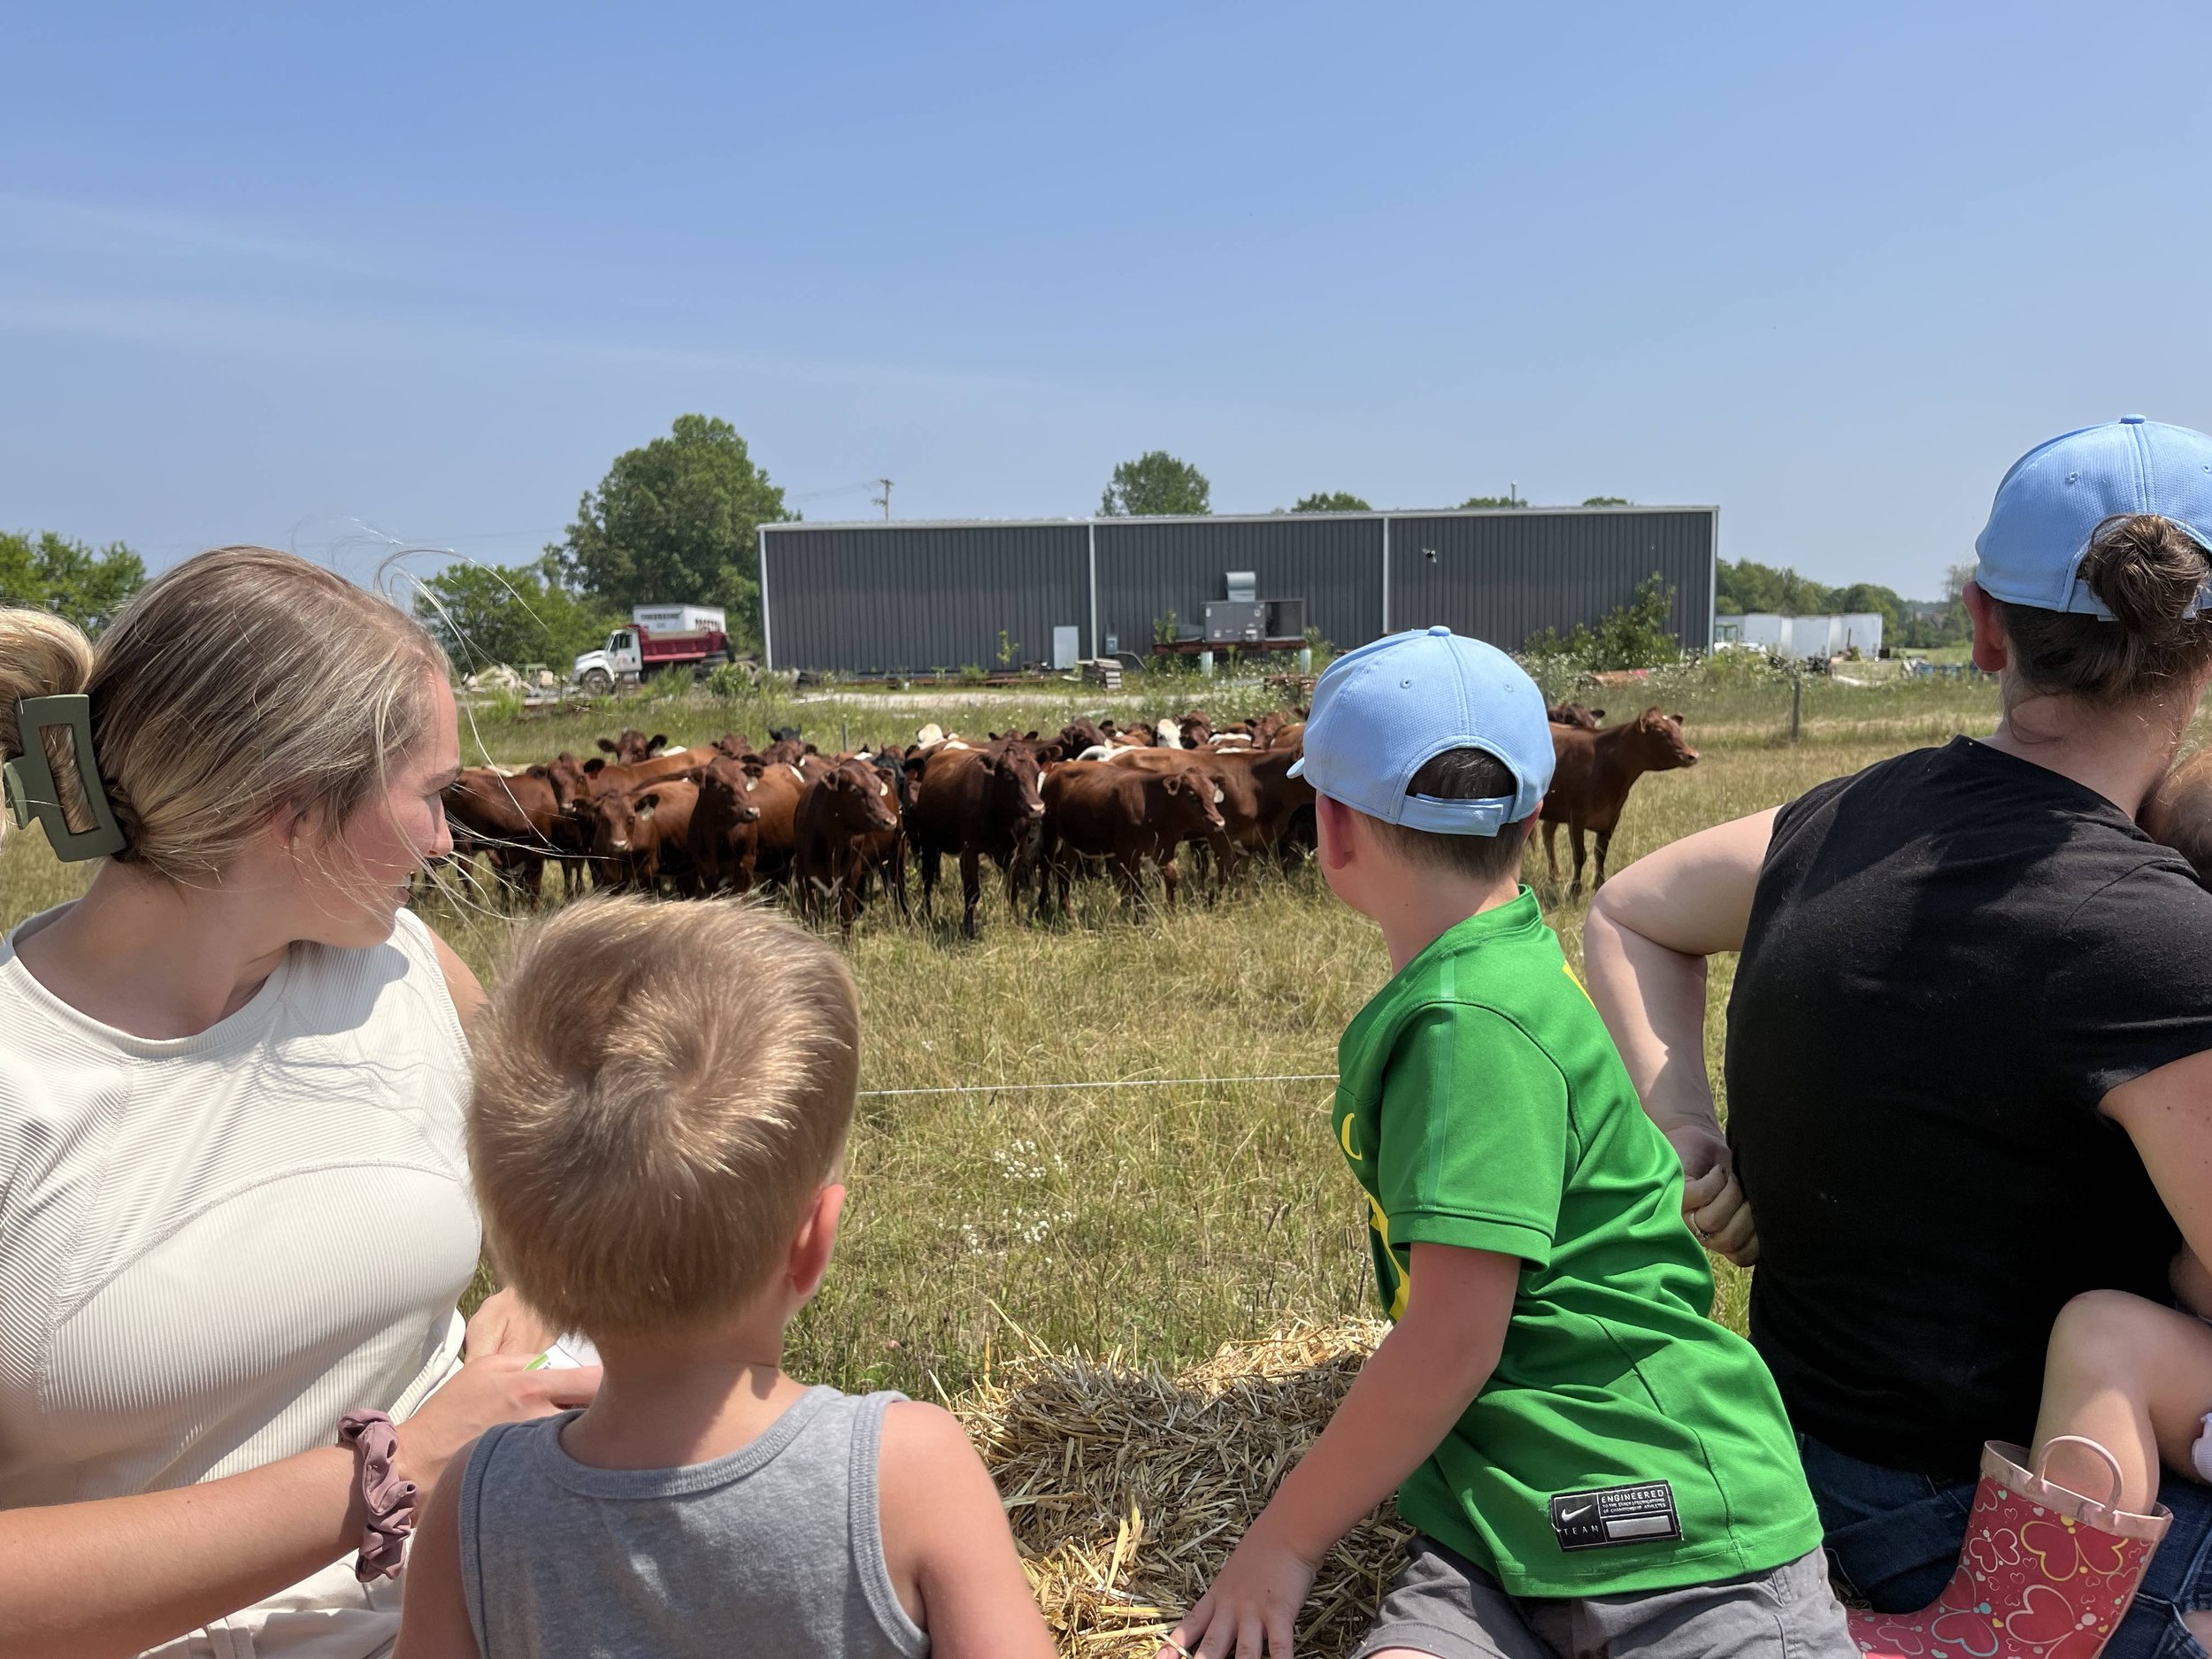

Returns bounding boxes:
[1352,1536,1857,1659]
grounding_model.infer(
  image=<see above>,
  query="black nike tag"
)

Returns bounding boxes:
[1548,1481,1682,1551]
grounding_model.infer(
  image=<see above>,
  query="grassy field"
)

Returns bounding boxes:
[0,668,2016,1401]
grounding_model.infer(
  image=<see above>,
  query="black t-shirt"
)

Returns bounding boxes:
[1727,736,2212,1479]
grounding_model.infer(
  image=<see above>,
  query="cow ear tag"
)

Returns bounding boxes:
[4,695,127,862]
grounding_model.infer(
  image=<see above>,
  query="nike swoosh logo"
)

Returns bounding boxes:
[1559,1502,1595,1522]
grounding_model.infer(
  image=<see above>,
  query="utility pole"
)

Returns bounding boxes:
[872,478,894,520]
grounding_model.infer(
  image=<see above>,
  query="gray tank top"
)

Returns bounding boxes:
[458,1386,928,1658]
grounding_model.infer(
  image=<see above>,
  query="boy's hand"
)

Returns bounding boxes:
[1666,1123,1758,1266]
[1162,1525,1317,1659]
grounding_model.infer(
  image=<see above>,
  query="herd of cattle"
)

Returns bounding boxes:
[437,699,1699,937]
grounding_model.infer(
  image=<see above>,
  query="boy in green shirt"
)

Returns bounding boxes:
[1163,629,1848,1659]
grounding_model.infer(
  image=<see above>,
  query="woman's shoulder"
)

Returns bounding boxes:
[289,908,471,1056]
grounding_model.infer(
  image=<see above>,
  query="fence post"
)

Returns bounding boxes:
[1789,672,1802,743]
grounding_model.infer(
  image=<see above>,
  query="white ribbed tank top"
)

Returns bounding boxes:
[0,902,480,1658]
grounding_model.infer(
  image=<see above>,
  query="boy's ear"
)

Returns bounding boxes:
[1315,794,1359,871]
[787,1183,847,1301]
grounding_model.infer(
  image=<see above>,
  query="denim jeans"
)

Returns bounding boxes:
[1800,1432,2212,1659]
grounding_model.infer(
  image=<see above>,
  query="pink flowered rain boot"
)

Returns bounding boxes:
[1851,1438,2170,1659]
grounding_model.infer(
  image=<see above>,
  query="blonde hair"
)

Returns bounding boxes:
[469,895,862,1339]
[2145,748,2212,880]
[0,546,448,879]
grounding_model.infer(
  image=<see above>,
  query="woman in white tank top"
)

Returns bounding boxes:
[0,549,600,1659]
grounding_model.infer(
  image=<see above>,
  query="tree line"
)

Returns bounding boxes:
[3,426,1971,663]
[1717,557,1974,649]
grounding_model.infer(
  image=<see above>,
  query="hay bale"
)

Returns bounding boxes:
[954,1317,1411,1658]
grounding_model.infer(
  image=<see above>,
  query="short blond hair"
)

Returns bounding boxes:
[2146,748,2212,880]
[0,546,447,879]
[469,895,861,1338]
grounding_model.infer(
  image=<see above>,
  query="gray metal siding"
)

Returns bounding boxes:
[758,509,1715,671]
[1093,516,1383,656]
[763,523,1090,673]
[1382,511,1714,652]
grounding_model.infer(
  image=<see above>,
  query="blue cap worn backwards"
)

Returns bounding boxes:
[1975,416,2212,618]
[1287,626,1554,836]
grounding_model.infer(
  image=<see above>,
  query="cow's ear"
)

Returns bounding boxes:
[596,738,618,755]
[584,757,605,775]
[649,734,668,752]
[635,792,660,815]
[1671,711,1686,724]
[1162,773,1185,794]
[1591,709,1606,721]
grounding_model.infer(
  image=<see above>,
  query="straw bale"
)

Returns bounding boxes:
[954,1316,1411,1658]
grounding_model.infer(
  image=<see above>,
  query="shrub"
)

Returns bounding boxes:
[1522,575,1682,672]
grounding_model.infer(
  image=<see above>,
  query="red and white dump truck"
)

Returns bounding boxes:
[571,605,733,695]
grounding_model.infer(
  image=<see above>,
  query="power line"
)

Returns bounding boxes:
[858,1071,1336,1100]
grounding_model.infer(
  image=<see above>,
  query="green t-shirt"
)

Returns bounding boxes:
[1333,888,1822,1597]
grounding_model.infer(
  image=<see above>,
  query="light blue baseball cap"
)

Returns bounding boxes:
[1286,626,1554,835]
[1975,416,2212,618]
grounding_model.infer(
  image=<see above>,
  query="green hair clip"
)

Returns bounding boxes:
[4,695,126,862]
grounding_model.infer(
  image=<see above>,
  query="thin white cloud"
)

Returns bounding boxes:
[0,191,341,265]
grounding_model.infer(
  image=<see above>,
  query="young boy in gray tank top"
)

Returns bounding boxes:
[392,897,1054,1659]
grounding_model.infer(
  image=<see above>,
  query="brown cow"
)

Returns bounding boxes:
[440,766,579,903]
[740,754,833,887]
[1248,710,1293,749]
[572,747,711,803]
[1103,742,1314,883]
[688,757,764,895]
[1038,760,1226,917]
[579,777,702,895]
[1176,710,1214,748]
[906,745,1047,937]
[848,752,915,919]
[1540,707,1697,895]
[1057,717,1110,757]
[710,731,757,760]
[793,758,903,934]
[596,728,668,764]
[1546,702,1607,730]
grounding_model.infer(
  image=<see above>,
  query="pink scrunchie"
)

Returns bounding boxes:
[336,1409,419,1582]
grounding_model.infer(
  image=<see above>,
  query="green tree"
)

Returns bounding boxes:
[0,531,145,634]
[1101,451,1210,516]
[412,550,625,672]
[1460,492,1528,510]
[1582,495,1631,506]
[1291,490,1371,512]
[557,415,789,651]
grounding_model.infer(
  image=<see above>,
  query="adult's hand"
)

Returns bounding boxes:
[1666,1123,1758,1266]
[462,1286,557,1360]
[396,1348,598,1496]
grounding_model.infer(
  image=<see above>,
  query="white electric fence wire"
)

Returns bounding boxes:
[859,1072,1339,1100]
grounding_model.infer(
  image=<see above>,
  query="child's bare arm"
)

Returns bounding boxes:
[878,1402,1054,1659]
[1164,1243,1520,1659]
[392,1449,483,1659]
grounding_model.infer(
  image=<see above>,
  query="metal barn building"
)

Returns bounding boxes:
[757,505,1717,673]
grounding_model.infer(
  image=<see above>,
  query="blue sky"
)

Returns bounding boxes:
[5,2,2211,599]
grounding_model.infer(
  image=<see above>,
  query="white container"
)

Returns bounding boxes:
[631,604,726,634]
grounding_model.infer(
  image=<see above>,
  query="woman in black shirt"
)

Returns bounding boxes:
[1584,418,2212,1659]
